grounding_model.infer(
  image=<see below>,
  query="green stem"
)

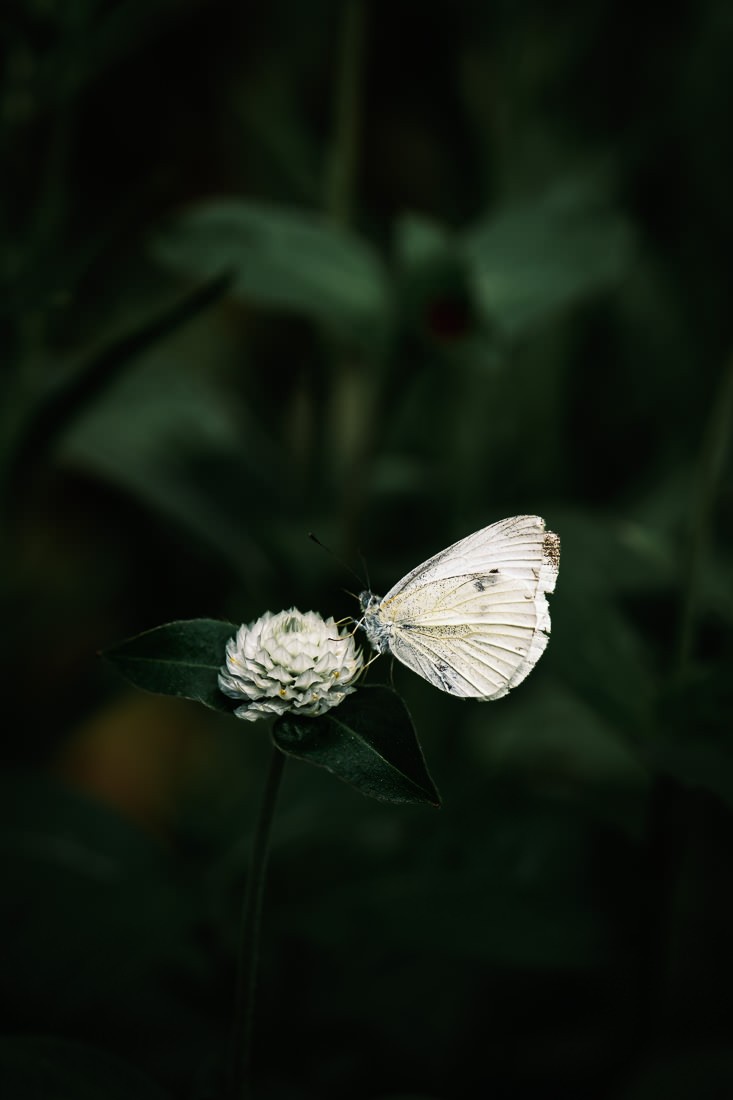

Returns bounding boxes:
[320,0,374,555]
[674,349,733,679]
[229,745,287,1100]
[640,350,733,1048]
[325,0,367,227]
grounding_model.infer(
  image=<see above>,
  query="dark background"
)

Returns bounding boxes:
[1,1,733,1097]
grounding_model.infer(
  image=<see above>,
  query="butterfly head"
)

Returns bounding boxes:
[357,590,392,655]
[358,590,380,614]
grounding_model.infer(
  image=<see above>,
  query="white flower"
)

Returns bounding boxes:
[218,608,364,722]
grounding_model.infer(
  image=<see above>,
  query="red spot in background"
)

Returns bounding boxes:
[424,294,474,341]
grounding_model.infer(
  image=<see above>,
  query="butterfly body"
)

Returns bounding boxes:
[358,515,560,700]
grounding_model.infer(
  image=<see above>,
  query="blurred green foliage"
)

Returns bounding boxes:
[1,0,732,1098]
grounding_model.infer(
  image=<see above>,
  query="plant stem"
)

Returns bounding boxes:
[639,349,733,1054]
[674,349,733,679]
[320,0,377,557]
[325,0,367,227]
[229,745,286,1100]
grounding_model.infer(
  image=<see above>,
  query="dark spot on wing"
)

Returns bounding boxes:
[435,661,454,690]
[543,531,560,570]
[474,570,500,592]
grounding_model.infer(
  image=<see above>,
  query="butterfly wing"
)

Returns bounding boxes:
[380,516,559,700]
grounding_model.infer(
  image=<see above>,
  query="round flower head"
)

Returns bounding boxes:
[218,608,364,722]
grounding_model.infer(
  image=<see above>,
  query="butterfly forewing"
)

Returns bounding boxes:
[373,516,559,700]
[382,515,556,600]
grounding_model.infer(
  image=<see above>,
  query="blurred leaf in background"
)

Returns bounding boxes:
[151,199,391,341]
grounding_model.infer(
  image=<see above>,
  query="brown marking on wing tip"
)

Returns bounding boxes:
[543,531,560,570]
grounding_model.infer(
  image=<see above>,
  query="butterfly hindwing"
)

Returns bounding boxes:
[386,572,541,699]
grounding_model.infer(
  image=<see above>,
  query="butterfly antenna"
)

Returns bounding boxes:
[308,532,365,589]
[357,546,371,591]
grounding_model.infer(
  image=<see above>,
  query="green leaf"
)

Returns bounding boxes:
[2,274,232,516]
[151,199,390,333]
[273,686,440,807]
[0,1037,169,1100]
[61,333,279,576]
[102,619,237,712]
[394,211,452,268]
[463,175,633,337]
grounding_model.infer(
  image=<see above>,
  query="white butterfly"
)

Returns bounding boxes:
[358,515,560,700]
